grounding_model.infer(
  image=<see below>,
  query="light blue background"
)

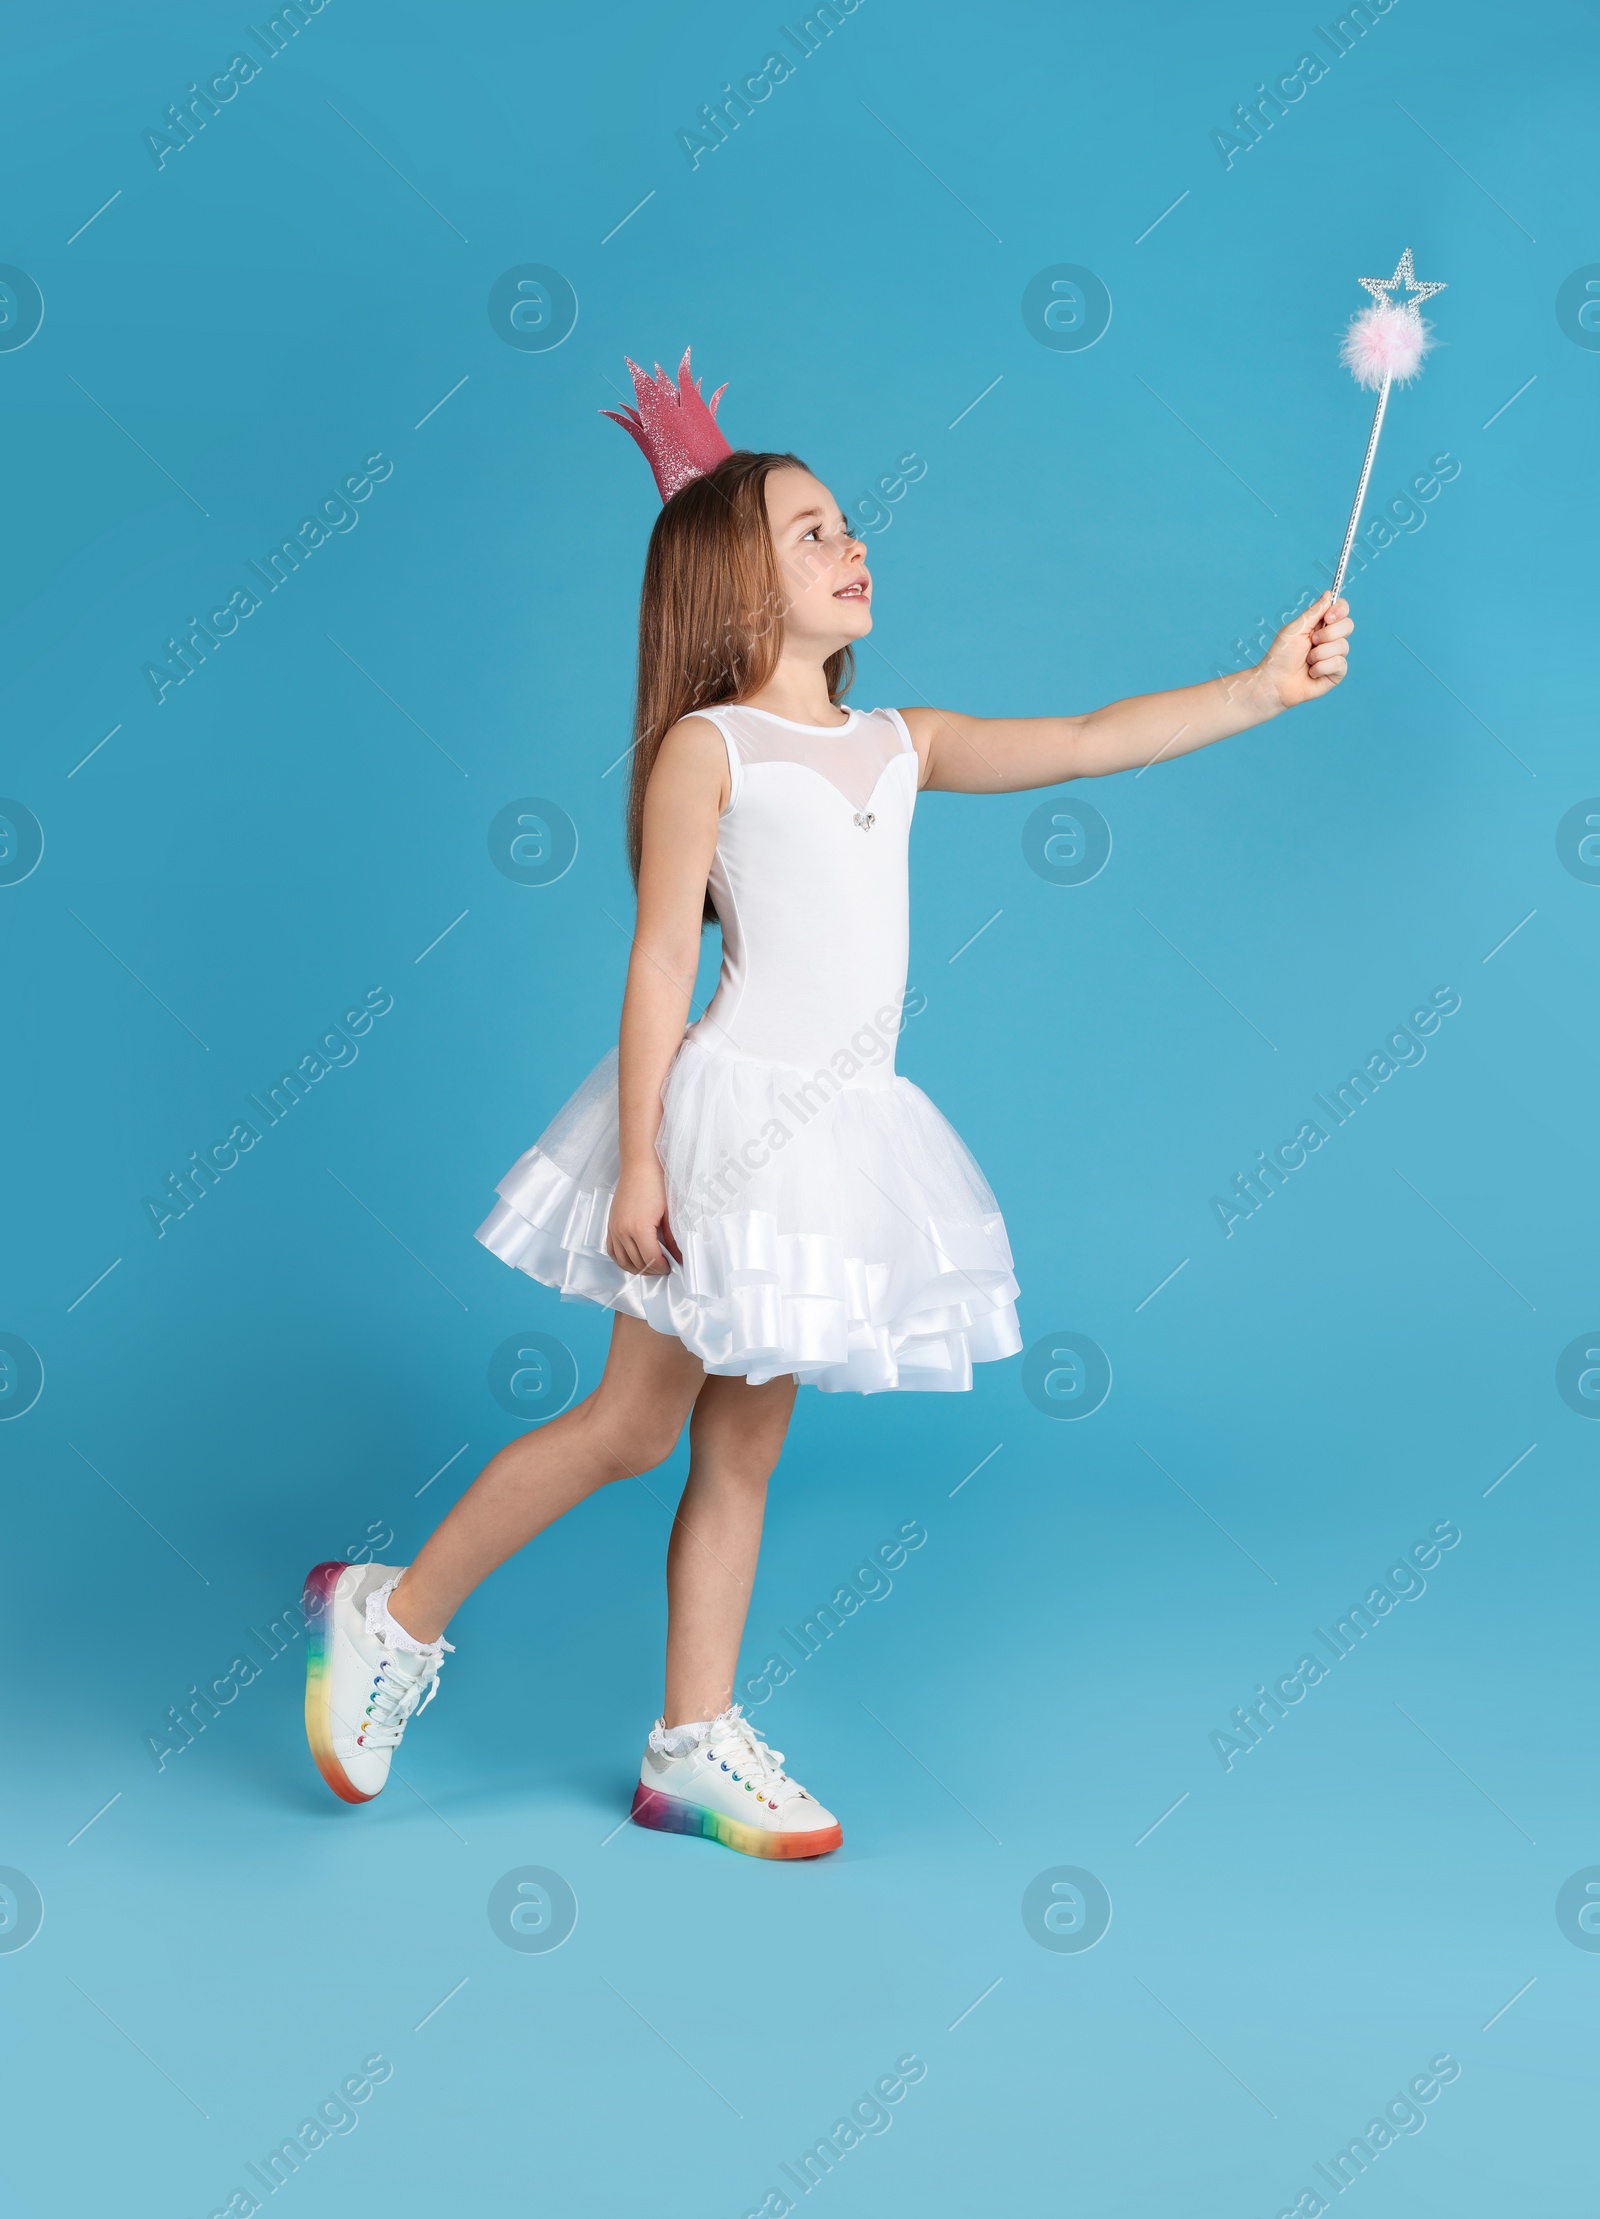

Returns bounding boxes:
[3,3,1595,2213]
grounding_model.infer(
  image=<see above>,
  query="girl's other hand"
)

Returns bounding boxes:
[607,1160,681,1277]
[1259,591,1353,708]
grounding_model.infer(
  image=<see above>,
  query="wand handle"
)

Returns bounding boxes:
[1330,373,1392,599]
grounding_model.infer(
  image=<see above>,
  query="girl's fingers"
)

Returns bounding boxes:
[1298,596,1349,638]
[611,1229,652,1274]
[619,1223,670,1275]
[1312,616,1354,642]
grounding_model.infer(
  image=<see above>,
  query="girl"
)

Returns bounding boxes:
[303,351,1351,1856]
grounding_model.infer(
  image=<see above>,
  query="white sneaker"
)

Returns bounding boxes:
[302,1562,445,1803]
[631,1706,842,1859]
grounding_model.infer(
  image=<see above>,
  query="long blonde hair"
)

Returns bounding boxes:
[626,450,854,917]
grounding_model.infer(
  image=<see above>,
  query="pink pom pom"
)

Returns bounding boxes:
[1340,301,1433,389]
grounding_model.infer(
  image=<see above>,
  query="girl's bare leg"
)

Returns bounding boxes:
[662,1370,797,1726]
[390,1314,707,1643]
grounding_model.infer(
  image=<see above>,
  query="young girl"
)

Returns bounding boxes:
[303,351,1351,1856]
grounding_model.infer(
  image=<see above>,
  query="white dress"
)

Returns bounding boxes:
[475,703,1022,1393]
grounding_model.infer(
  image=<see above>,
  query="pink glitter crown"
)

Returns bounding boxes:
[601,347,733,502]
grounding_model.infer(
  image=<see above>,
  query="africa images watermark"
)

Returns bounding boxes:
[851,450,926,536]
[681,988,927,1223]
[1217,453,1461,677]
[739,1518,926,1711]
[1272,2053,1462,2216]
[143,987,395,1237]
[1209,987,1461,1238]
[738,2052,927,2217]
[676,1,866,168]
[142,452,394,703]
[1209,0,1399,169]
[141,0,332,170]
[143,1595,311,1773]
[144,1522,392,1770]
[1209,1519,1461,1771]
[200,2051,394,2217]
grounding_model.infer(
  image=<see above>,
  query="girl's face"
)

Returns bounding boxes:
[764,467,872,654]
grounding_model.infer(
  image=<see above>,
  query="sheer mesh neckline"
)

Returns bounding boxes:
[715,703,908,813]
[733,704,858,732]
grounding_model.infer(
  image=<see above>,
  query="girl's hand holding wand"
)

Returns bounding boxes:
[1253,590,1353,709]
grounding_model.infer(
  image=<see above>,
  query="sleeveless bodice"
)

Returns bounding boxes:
[475,693,1022,1397]
[687,704,918,1082]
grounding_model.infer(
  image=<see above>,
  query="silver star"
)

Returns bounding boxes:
[1358,246,1447,310]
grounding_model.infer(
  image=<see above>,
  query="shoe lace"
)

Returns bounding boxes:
[703,1706,807,1808]
[357,1652,442,1751]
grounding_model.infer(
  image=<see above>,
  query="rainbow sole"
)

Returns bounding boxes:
[630,1782,842,1860]
[302,1560,375,1804]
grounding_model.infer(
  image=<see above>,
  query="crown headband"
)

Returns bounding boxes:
[601,347,733,501]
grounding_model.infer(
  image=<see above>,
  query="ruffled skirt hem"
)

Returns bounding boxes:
[474,1043,1022,1395]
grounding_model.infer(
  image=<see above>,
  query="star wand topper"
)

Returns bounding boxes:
[1329,248,1446,598]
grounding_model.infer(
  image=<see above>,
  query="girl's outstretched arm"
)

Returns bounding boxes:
[607,717,726,1276]
[907,592,1352,793]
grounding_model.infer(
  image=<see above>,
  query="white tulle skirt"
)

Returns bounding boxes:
[475,1038,1022,1393]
